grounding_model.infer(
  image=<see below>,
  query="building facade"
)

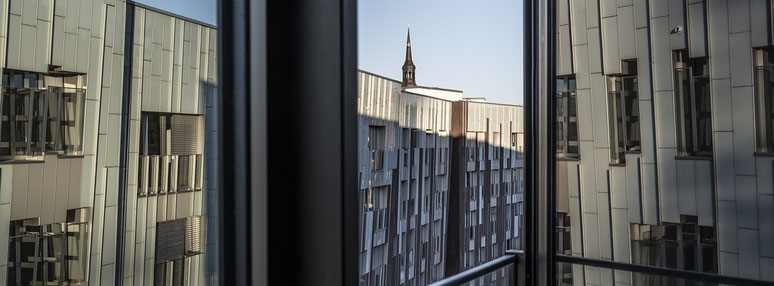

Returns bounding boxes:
[0,1,217,285]
[555,0,774,283]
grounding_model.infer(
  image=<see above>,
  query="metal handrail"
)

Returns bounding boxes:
[429,249,523,286]
[556,254,774,286]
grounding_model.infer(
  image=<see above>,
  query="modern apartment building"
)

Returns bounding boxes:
[555,0,774,283]
[357,27,524,286]
[0,1,217,285]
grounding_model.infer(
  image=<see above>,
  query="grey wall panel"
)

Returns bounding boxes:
[156,194,167,222]
[41,155,57,224]
[591,75,609,148]
[728,0,750,34]
[756,157,774,195]
[653,91,676,148]
[625,155,642,223]
[736,176,758,229]
[651,0,669,18]
[712,79,733,132]
[585,0,599,28]
[34,19,51,72]
[687,2,707,57]
[51,15,64,66]
[558,24,573,75]
[602,17,621,74]
[618,6,636,60]
[633,0,648,28]
[580,142,599,211]
[6,14,21,69]
[719,251,739,276]
[651,17,672,92]
[717,200,738,253]
[572,0,588,45]
[638,99,655,163]
[588,27,603,73]
[714,132,736,201]
[732,86,755,176]
[658,149,679,223]
[750,0,769,47]
[676,160,697,216]
[729,33,753,88]
[695,161,714,226]
[594,149,610,192]
[10,164,28,220]
[583,213,601,258]
[575,45,591,89]
[761,257,774,282]
[597,195,613,260]
[577,89,594,141]
[55,159,70,222]
[611,208,631,262]
[708,0,730,79]
[759,194,774,257]
[166,193,176,221]
[609,167,627,209]
[738,229,760,279]
[668,0,687,50]
[176,191,193,218]
[600,0,617,17]
[25,163,43,219]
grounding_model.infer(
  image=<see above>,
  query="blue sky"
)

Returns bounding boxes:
[133,0,522,104]
[359,0,524,105]
[134,0,217,25]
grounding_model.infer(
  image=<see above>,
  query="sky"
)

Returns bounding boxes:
[359,0,524,105]
[133,0,217,26]
[132,0,522,104]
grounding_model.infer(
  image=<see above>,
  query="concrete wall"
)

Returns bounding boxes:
[556,0,774,282]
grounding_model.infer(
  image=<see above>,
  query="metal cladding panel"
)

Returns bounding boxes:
[762,257,774,281]
[136,197,148,243]
[611,208,630,262]
[588,27,603,73]
[714,132,736,201]
[572,0,588,45]
[717,200,738,253]
[732,86,755,176]
[558,24,573,75]
[157,193,168,222]
[695,161,714,226]
[730,33,753,87]
[583,212,601,258]
[617,6,636,60]
[590,74,609,148]
[103,205,118,265]
[41,155,57,224]
[575,45,591,89]
[633,0,648,28]
[600,0,616,17]
[625,154,642,223]
[557,160,570,213]
[658,149,679,223]
[167,193,177,220]
[580,142,599,211]
[738,229,760,279]
[736,176,758,229]
[759,194,774,257]
[594,149,610,192]
[719,251,739,277]
[20,24,36,71]
[756,157,774,195]
[5,14,20,69]
[585,0,599,28]
[602,16,621,74]
[668,0,687,50]
[35,19,51,72]
[10,164,28,220]
[55,158,71,222]
[708,0,731,79]
[676,161,697,215]
[750,0,770,47]
[638,99,655,163]
[653,91,676,148]
[25,163,43,219]
[712,79,733,132]
[651,18,672,92]
[609,167,627,209]
[687,2,707,57]
[76,28,91,73]
[176,191,194,219]
[727,1,749,34]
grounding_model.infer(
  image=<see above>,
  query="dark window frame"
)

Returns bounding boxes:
[673,50,713,157]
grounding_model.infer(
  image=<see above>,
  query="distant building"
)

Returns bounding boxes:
[358,27,524,286]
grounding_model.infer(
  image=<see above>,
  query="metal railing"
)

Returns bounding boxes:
[429,250,523,286]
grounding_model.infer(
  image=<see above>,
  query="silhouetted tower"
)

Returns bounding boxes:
[402,24,416,88]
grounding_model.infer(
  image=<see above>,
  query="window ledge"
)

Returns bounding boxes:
[57,154,84,159]
[674,155,713,161]
[754,152,774,157]
[557,156,580,162]
[0,159,44,165]
[609,163,626,167]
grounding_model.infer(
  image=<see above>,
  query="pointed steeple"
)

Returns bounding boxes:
[402,22,416,88]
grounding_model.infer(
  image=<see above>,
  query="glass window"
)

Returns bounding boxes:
[557,76,579,158]
[673,50,712,157]
[607,62,641,164]
[754,48,774,153]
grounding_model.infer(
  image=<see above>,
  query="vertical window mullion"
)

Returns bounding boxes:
[41,88,49,153]
[55,89,62,152]
[26,91,33,156]
[9,89,15,155]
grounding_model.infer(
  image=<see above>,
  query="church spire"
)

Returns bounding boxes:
[402,22,416,88]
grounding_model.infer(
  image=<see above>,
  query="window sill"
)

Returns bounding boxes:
[754,152,774,157]
[609,163,626,167]
[674,155,713,161]
[557,156,580,161]
[57,154,84,159]
[0,159,45,164]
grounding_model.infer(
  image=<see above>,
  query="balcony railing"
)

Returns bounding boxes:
[138,154,204,195]
[429,250,523,286]
[370,149,384,171]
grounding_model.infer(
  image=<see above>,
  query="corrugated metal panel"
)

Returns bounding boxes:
[155,218,185,263]
[171,114,203,154]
